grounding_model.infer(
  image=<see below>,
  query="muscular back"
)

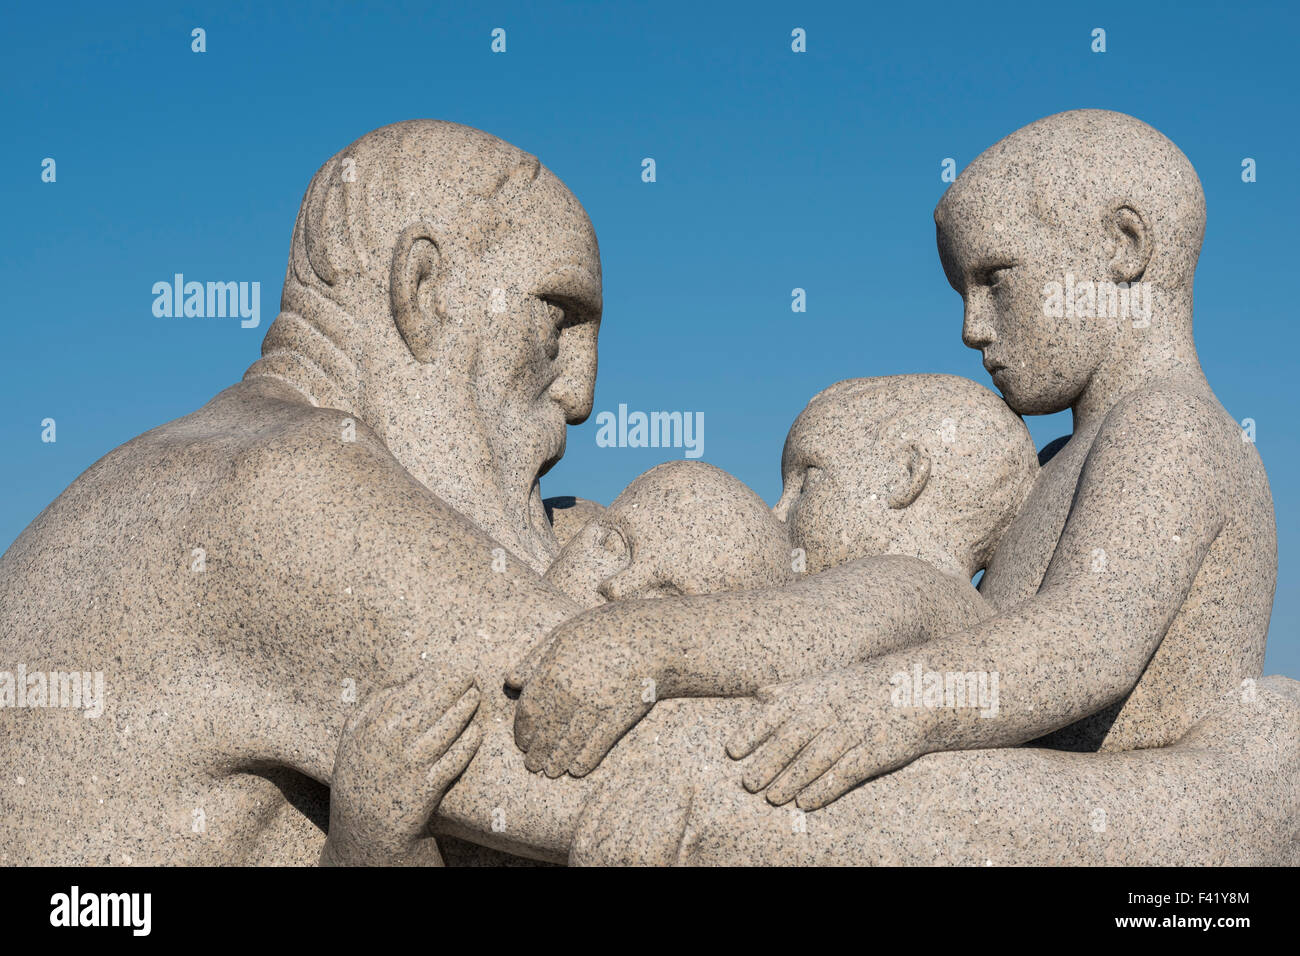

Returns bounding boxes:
[0,378,575,864]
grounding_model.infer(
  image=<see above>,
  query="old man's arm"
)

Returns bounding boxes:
[214,400,578,861]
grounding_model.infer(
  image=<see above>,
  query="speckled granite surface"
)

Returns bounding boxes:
[0,113,1293,866]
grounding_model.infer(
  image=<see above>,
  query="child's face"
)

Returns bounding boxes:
[773,402,898,574]
[774,378,1039,579]
[936,185,1116,416]
[544,493,664,609]
[545,463,792,607]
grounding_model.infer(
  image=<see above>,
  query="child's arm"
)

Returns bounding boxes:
[507,553,990,777]
[730,387,1232,809]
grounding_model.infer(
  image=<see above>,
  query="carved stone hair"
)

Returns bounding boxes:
[248,120,542,408]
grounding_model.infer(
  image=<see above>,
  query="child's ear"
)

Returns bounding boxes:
[1108,204,1153,284]
[887,440,931,510]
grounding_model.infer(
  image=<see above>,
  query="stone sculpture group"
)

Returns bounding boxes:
[1,110,1296,866]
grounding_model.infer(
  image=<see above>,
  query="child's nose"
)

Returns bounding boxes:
[962,299,996,349]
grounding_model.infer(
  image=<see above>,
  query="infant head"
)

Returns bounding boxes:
[546,460,793,609]
[774,374,1038,577]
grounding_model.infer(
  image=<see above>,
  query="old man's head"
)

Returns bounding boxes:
[248,120,602,570]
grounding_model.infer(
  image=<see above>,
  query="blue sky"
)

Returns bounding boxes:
[3,0,1296,676]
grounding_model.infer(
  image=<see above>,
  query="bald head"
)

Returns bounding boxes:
[547,461,794,608]
[936,109,1205,288]
[246,120,604,573]
[776,374,1039,576]
[286,121,585,299]
[934,111,1206,416]
[261,120,600,372]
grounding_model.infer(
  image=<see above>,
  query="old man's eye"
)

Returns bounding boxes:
[537,299,566,358]
[800,466,823,494]
[538,294,578,330]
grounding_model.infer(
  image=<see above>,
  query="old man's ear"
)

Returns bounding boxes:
[1108,204,1153,285]
[887,440,932,510]
[390,223,447,363]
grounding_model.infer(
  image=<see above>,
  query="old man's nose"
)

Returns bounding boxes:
[548,373,593,421]
[547,328,599,421]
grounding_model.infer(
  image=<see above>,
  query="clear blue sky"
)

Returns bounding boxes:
[3,1,1296,676]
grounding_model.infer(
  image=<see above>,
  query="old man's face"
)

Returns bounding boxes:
[439,169,603,521]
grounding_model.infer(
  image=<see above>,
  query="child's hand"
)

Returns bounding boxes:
[726,665,932,810]
[512,608,664,778]
[321,668,482,866]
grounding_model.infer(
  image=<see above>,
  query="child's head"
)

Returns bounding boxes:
[934,110,1203,417]
[774,374,1038,577]
[545,460,793,608]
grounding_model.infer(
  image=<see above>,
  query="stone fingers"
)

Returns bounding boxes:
[764,728,855,806]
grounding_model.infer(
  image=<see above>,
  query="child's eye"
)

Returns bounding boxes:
[800,466,823,494]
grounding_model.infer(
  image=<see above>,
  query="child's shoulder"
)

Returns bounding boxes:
[1086,377,1251,504]
[1098,377,1239,450]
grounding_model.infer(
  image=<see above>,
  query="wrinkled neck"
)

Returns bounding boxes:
[244,285,360,414]
[244,290,557,574]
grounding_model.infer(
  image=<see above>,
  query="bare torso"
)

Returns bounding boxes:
[0,375,1278,865]
[981,377,1275,750]
[0,379,581,864]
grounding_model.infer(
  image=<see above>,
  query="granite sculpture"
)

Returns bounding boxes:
[1,112,1294,867]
